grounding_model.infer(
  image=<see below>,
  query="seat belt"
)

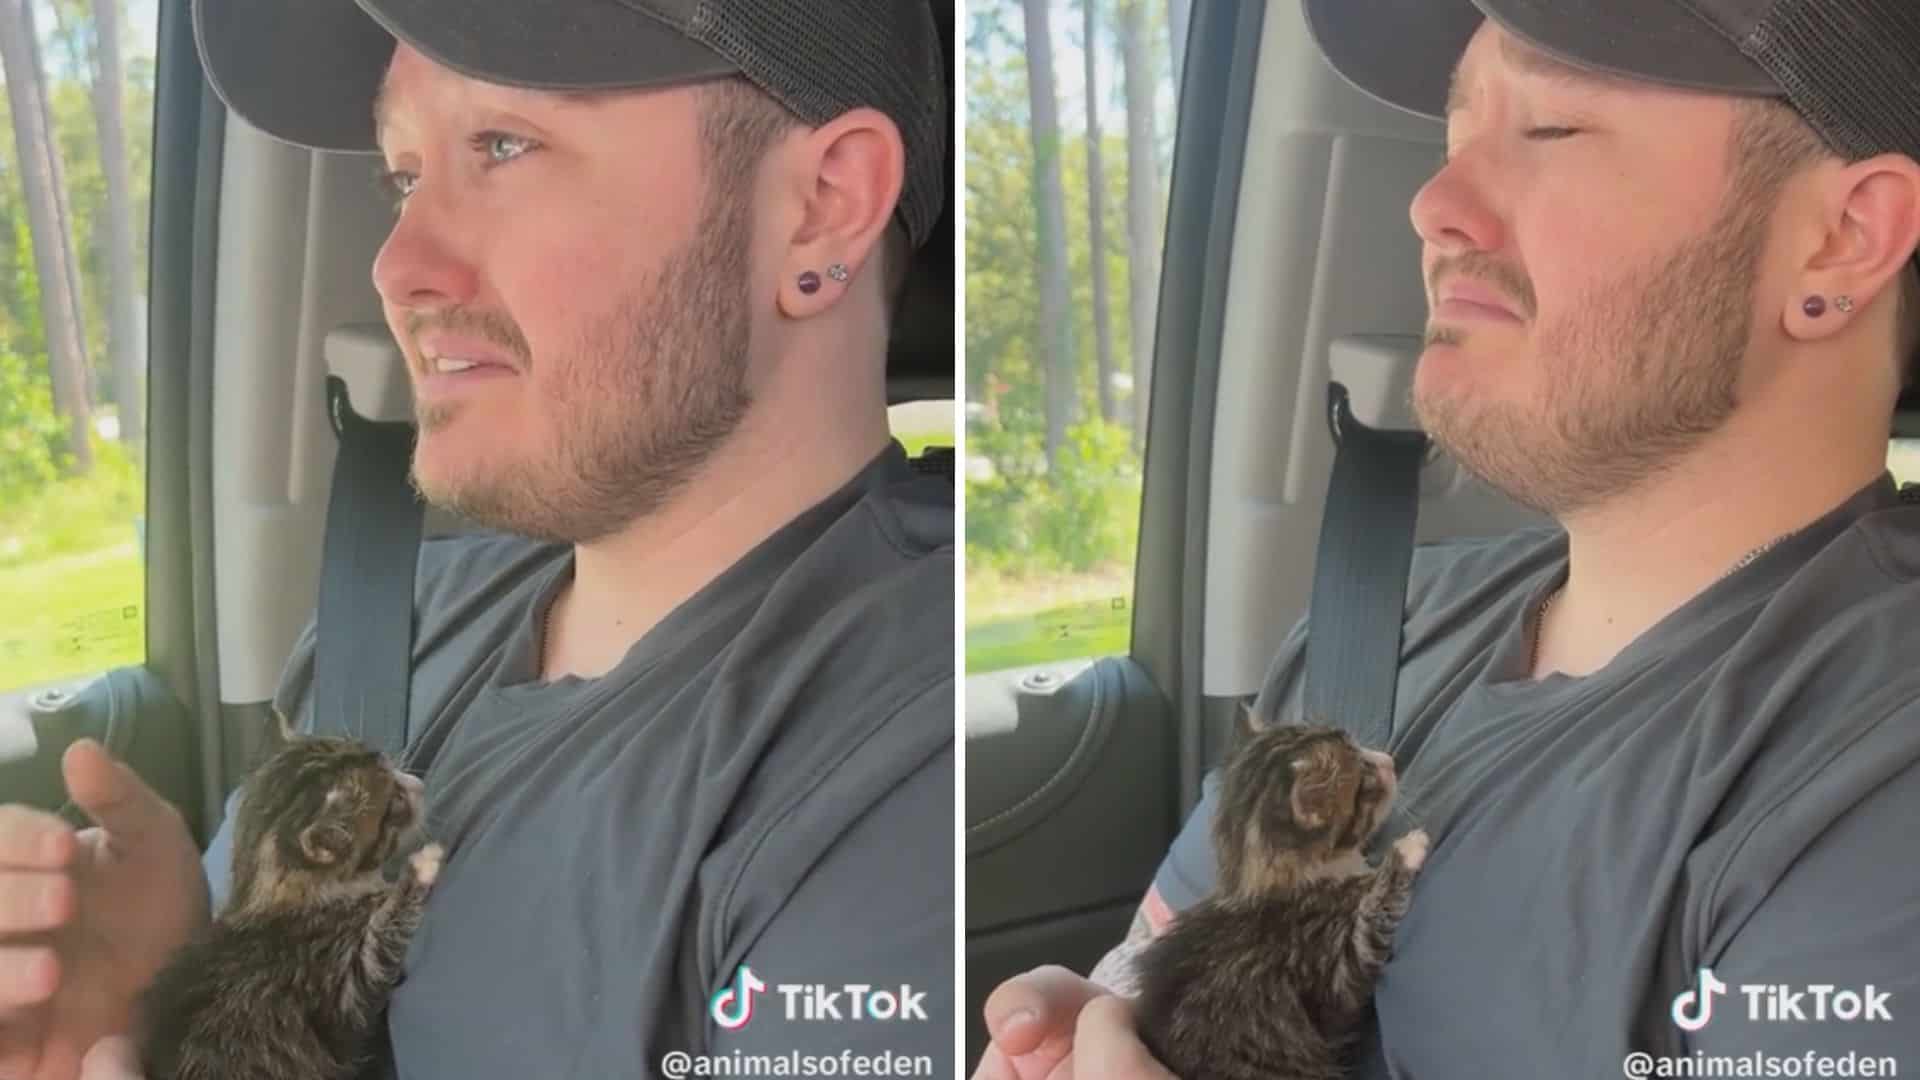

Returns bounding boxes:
[1301,381,1428,750]
[313,374,423,759]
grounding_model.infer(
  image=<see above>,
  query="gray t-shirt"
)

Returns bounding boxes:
[1151,474,1920,1077]
[202,444,953,1078]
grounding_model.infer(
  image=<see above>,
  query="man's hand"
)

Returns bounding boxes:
[972,966,1177,1080]
[0,740,210,1080]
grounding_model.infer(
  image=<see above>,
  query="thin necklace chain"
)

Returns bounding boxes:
[1527,528,1801,674]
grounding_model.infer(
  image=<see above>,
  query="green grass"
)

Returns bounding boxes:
[0,443,142,570]
[0,445,147,693]
[0,542,144,691]
[965,595,1131,672]
[965,562,1134,674]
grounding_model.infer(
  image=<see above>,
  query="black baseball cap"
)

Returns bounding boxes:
[190,0,948,250]
[1300,0,1920,173]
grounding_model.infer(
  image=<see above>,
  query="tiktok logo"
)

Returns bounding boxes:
[710,965,768,1030]
[1672,967,1729,1032]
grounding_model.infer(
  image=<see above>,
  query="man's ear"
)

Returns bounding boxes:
[1786,153,1920,346]
[775,107,907,319]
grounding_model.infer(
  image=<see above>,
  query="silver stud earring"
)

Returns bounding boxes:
[826,263,850,283]
[1834,294,1855,313]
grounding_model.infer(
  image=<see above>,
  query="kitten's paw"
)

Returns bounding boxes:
[1394,829,1430,872]
[409,843,445,886]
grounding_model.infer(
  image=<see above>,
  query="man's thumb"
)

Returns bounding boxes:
[983,965,1100,1056]
[64,739,169,840]
[80,1035,145,1080]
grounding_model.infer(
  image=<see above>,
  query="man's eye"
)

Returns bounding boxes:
[470,131,540,165]
[1524,126,1582,141]
[375,168,418,205]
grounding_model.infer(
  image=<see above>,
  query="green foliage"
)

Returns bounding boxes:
[0,433,139,568]
[1039,418,1141,570]
[963,0,1176,671]
[0,0,156,419]
[0,345,65,507]
[965,417,1141,575]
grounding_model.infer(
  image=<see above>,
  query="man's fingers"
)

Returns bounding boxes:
[63,740,174,844]
[1073,995,1176,1079]
[80,1035,146,1080]
[0,806,75,869]
[982,965,1105,1057]
[0,945,59,1008]
[0,1010,57,1080]
[0,871,74,935]
[969,1042,1017,1080]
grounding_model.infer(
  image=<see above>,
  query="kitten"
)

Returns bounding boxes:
[1133,713,1428,1080]
[140,713,442,1080]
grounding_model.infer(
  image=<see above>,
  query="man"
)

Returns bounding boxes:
[977,0,1920,1077]
[0,2,952,1078]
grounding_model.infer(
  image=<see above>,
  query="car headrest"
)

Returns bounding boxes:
[324,324,411,423]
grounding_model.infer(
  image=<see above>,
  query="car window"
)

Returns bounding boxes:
[0,0,156,694]
[890,399,956,458]
[1892,438,1918,487]
[964,0,1183,675]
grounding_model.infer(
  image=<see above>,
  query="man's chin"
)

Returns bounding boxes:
[408,453,505,523]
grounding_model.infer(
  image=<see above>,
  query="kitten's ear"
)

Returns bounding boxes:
[1289,754,1337,831]
[1235,698,1265,744]
[250,707,297,773]
[298,819,356,866]
[265,706,297,749]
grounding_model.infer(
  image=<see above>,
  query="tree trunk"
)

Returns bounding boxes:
[1117,0,1161,451]
[0,0,94,472]
[42,0,87,350]
[1021,0,1075,469]
[90,0,142,451]
[1168,0,1192,102]
[1082,0,1116,424]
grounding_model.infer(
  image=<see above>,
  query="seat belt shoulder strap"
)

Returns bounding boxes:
[1301,382,1427,750]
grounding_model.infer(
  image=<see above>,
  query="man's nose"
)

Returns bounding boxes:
[371,200,480,312]
[1409,146,1507,261]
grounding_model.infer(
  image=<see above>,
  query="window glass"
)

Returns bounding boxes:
[1891,439,1919,488]
[964,0,1182,674]
[889,399,955,459]
[0,0,156,692]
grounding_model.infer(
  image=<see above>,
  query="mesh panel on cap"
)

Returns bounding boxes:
[1745,0,1920,394]
[691,0,947,250]
[1745,0,1920,166]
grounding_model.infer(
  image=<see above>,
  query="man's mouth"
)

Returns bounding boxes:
[414,330,523,379]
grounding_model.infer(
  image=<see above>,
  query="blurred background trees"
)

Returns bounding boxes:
[0,0,152,506]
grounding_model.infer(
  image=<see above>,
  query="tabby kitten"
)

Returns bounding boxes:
[1134,714,1428,1080]
[141,714,442,1080]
